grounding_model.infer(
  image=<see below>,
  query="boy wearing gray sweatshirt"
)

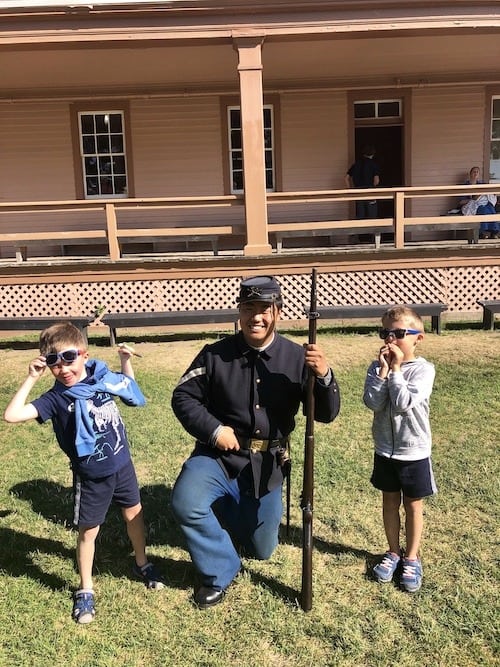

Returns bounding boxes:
[363,306,436,592]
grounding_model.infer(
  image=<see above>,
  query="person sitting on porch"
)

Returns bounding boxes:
[458,166,499,239]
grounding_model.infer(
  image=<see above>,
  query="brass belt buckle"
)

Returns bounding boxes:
[249,439,267,453]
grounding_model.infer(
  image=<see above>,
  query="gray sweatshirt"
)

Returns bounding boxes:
[363,357,435,461]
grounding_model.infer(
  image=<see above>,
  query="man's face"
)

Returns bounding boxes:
[239,301,280,347]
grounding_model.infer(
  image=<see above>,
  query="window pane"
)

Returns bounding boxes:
[81,115,94,134]
[97,135,110,153]
[100,176,113,194]
[232,171,243,191]
[265,150,273,169]
[265,170,273,189]
[114,176,127,194]
[490,141,500,181]
[378,101,400,117]
[232,153,243,170]
[113,156,126,174]
[82,135,96,154]
[491,140,500,160]
[98,157,112,174]
[491,119,500,140]
[230,130,242,150]
[85,157,98,175]
[492,98,500,118]
[264,129,273,149]
[263,108,271,126]
[109,114,122,133]
[86,177,98,196]
[110,135,124,153]
[354,103,375,118]
[95,114,109,134]
[230,109,241,128]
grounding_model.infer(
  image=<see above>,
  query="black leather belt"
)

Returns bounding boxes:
[236,436,288,452]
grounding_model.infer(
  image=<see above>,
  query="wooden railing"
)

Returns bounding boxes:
[0,185,499,262]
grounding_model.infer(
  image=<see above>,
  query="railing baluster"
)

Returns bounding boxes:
[105,203,120,261]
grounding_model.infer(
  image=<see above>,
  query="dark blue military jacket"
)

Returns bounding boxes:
[172,332,340,497]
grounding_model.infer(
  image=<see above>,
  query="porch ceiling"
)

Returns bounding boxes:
[1,31,499,99]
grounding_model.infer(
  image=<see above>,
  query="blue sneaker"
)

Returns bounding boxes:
[373,551,401,583]
[72,589,95,624]
[400,558,423,592]
[133,561,165,590]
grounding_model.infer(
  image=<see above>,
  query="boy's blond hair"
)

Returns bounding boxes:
[382,306,424,331]
[39,322,87,356]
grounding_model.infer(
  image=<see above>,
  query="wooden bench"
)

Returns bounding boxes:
[101,309,240,345]
[409,220,480,244]
[0,316,95,342]
[476,299,500,330]
[272,224,389,252]
[310,303,448,334]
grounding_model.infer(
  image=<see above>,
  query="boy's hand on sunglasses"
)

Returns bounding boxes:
[28,356,47,379]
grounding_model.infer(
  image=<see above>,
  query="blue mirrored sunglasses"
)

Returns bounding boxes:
[379,328,421,340]
[45,349,83,367]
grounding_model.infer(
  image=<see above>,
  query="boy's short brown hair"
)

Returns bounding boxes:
[39,322,87,356]
[382,306,424,331]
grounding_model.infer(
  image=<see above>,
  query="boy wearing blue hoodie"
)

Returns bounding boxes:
[4,322,164,624]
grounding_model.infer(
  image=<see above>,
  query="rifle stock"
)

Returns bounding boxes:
[300,267,318,611]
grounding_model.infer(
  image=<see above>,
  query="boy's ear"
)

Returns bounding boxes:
[415,332,425,344]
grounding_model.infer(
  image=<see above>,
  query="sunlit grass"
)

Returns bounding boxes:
[0,329,498,666]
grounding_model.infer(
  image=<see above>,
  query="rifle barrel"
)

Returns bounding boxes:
[300,267,318,611]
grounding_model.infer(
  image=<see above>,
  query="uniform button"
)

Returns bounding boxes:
[256,404,260,409]
[255,429,261,435]
[256,378,261,384]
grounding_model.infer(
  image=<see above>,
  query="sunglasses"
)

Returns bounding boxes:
[379,328,421,340]
[45,349,83,367]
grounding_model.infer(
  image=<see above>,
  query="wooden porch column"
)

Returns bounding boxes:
[234,36,272,256]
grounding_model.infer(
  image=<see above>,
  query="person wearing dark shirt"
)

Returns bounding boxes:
[171,275,341,608]
[345,144,381,219]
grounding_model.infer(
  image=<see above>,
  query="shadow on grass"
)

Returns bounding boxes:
[9,478,194,590]
[0,525,72,590]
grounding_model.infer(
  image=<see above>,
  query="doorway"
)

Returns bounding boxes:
[355,125,403,218]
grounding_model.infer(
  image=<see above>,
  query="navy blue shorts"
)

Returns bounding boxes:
[73,459,141,527]
[370,453,437,498]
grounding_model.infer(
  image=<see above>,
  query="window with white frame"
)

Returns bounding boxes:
[489,97,500,183]
[354,99,402,120]
[228,105,275,193]
[78,111,128,198]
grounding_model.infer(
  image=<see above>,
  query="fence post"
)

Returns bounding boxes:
[105,203,120,261]
[394,191,405,249]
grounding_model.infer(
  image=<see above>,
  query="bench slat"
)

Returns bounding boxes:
[0,316,95,342]
[101,309,240,345]
[311,303,448,334]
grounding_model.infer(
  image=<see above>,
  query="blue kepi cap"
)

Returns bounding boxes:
[237,275,282,307]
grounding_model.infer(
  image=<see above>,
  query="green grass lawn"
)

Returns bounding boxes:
[0,328,498,666]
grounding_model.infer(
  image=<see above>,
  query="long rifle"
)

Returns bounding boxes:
[300,267,318,611]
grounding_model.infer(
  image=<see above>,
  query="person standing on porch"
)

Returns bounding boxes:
[170,275,340,609]
[345,144,381,219]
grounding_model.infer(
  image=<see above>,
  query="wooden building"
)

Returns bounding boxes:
[0,1,499,323]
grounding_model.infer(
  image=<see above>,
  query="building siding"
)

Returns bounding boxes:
[411,86,486,216]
